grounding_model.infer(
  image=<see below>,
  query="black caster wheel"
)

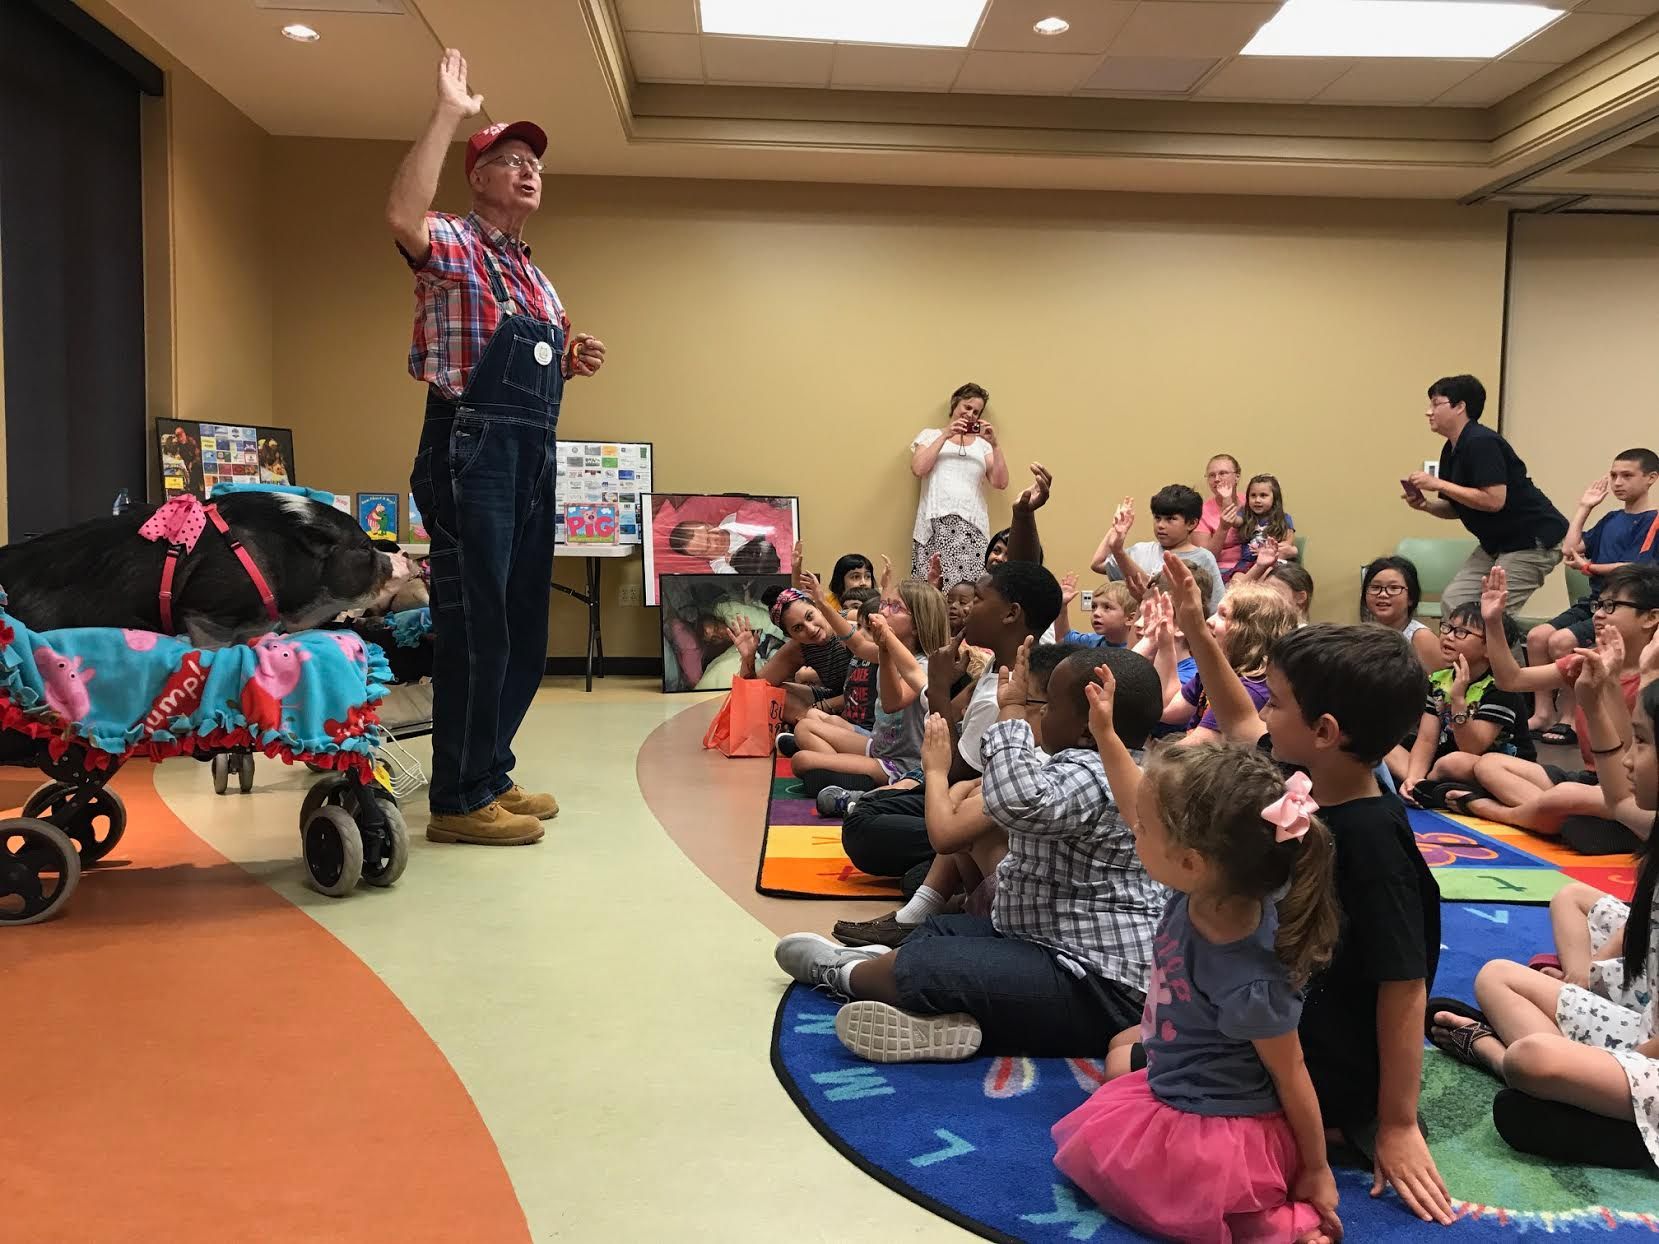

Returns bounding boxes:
[300,773,353,828]
[301,806,363,897]
[0,817,81,925]
[360,799,409,889]
[21,782,127,865]
[237,752,255,794]
[211,754,230,795]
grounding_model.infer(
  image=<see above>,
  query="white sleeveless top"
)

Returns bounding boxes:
[912,428,992,544]
[1402,618,1428,643]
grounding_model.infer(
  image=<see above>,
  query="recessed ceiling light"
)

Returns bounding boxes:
[699,0,988,48]
[1242,0,1561,58]
[281,23,320,42]
[1033,16,1070,36]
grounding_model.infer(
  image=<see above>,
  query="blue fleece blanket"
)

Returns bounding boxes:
[0,588,388,769]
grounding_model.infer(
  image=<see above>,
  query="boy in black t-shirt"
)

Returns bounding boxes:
[1393,601,1534,809]
[1160,553,1453,1226]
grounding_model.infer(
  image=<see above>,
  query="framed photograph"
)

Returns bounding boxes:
[356,492,399,542]
[660,573,789,693]
[641,493,800,607]
[554,439,651,546]
[156,419,206,498]
[256,426,297,485]
[408,493,430,542]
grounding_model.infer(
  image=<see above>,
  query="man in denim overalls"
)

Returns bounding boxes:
[389,48,606,845]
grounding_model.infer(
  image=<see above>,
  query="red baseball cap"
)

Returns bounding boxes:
[465,120,548,177]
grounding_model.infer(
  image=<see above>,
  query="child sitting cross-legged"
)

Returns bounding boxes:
[1160,552,1455,1224]
[1052,743,1343,1244]
[1391,602,1535,810]
[774,642,1167,1061]
[830,642,1078,951]
[1056,575,1136,648]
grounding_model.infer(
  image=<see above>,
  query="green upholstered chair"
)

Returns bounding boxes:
[1392,537,1478,620]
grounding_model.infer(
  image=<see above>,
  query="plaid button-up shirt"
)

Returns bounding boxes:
[402,211,572,399]
[981,719,1165,992]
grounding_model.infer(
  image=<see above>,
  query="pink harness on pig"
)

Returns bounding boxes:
[139,495,278,636]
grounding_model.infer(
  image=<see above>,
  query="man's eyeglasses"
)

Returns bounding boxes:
[1440,624,1480,641]
[1594,599,1645,616]
[482,153,544,175]
[1366,583,1408,598]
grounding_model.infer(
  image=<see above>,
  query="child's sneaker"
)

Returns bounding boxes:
[835,1000,983,1063]
[776,732,798,758]
[774,932,889,994]
[815,786,861,819]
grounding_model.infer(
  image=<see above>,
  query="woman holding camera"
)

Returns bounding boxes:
[909,381,1009,587]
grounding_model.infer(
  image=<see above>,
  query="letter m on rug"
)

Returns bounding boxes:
[810,1067,895,1102]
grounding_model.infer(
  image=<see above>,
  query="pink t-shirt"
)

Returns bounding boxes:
[1199,494,1245,575]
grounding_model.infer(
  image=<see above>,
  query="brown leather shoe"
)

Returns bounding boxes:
[426,801,545,845]
[498,784,559,820]
[833,912,918,949]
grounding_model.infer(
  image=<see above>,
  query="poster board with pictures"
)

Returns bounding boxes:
[660,574,788,693]
[555,440,650,547]
[641,493,800,607]
[156,421,298,498]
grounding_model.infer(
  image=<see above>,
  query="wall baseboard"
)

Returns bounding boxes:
[543,656,662,678]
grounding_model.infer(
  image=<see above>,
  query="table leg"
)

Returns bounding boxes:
[585,556,602,693]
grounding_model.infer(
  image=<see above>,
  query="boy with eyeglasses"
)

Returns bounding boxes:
[1525,448,1659,745]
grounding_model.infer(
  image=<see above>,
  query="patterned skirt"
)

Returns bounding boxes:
[1554,982,1659,1166]
[913,513,988,590]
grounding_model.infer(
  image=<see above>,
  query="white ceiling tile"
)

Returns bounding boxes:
[1575,0,1659,15]
[625,31,704,82]
[1080,56,1217,93]
[1317,59,1485,103]
[952,49,1102,93]
[974,0,1139,54]
[1504,11,1642,61]
[1433,58,1556,105]
[1196,56,1353,100]
[616,0,698,35]
[701,35,835,86]
[1106,3,1280,57]
[830,44,967,91]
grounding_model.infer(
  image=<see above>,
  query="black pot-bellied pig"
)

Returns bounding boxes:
[0,490,411,647]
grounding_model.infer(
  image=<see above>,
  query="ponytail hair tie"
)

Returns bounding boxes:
[769,588,808,628]
[1262,771,1319,844]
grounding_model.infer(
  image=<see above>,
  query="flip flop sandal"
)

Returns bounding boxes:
[1537,723,1579,747]
[1426,997,1501,1075]
[1529,953,1563,974]
[1409,781,1451,811]
[1441,785,1491,817]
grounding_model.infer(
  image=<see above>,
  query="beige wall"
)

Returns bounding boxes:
[1504,211,1659,613]
[264,143,1508,656]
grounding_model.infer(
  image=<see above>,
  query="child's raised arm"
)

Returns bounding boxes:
[1005,463,1050,564]
[1086,665,1142,829]
[1482,566,1564,693]
[1055,572,1079,639]
[798,562,880,663]
[1164,553,1264,745]
[869,613,924,711]
[1578,646,1647,835]
[921,716,995,853]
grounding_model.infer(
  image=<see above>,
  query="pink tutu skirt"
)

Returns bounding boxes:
[1052,1070,1320,1244]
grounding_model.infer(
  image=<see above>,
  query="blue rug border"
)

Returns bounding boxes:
[768,988,1021,1244]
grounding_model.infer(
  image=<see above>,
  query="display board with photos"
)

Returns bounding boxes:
[554,440,651,546]
[641,493,800,607]
[157,420,297,498]
[660,574,789,693]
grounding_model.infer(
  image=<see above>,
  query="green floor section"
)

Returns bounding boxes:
[1433,868,1573,904]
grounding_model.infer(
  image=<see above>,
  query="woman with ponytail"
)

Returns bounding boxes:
[1053,742,1343,1243]
[1428,667,1659,1171]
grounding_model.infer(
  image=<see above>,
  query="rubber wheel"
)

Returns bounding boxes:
[211,753,230,796]
[0,818,81,925]
[361,799,409,889]
[237,752,256,794]
[21,782,127,865]
[300,773,352,829]
[305,761,329,775]
[302,805,362,897]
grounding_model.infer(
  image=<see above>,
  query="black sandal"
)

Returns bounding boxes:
[1441,784,1491,817]
[1536,722,1578,747]
[1409,781,1451,811]
[1426,997,1501,1076]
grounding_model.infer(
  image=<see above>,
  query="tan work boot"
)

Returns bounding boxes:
[426,801,545,845]
[498,784,559,820]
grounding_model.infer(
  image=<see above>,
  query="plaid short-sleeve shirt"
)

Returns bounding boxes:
[401,211,572,399]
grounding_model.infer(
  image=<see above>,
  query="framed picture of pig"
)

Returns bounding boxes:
[660,573,788,693]
[357,492,399,543]
[641,493,799,607]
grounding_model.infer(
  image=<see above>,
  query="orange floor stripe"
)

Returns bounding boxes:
[0,765,529,1243]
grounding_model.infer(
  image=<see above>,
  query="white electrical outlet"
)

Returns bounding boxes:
[618,582,643,607]
[1424,460,1440,477]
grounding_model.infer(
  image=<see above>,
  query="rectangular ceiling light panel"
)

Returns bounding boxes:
[699,0,989,47]
[1242,0,1563,58]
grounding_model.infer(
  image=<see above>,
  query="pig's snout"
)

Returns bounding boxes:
[380,551,413,587]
